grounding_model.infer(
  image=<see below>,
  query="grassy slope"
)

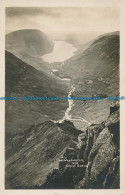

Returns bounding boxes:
[5,51,69,134]
[58,32,120,126]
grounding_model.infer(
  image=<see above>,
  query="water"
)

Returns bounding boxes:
[42,41,77,63]
[61,78,70,81]
[53,83,90,126]
[58,85,75,123]
[52,69,58,72]
[45,41,90,126]
[64,85,76,120]
[71,118,91,125]
[55,84,90,125]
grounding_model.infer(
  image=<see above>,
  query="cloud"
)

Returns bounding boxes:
[6,7,62,17]
[6,7,119,35]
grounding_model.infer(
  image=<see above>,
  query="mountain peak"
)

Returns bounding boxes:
[6,29,54,57]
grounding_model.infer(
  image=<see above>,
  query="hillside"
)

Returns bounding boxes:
[5,31,120,189]
[40,103,120,189]
[5,103,120,189]
[58,32,120,127]
[59,32,119,94]
[6,29,54,57]
[5,29,55,74]
[5,51,69,134]
[5,121,82,189]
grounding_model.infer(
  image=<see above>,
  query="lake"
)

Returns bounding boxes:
[42,41,77,63]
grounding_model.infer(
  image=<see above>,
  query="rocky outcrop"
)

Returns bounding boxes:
[6,103,120,189]
[42,103,120,189]
[5,121,82,189]
[76,103,120,189]
[78,122,105,164]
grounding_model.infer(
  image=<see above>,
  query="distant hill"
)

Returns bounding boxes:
[6,29,58,74]
[5,51,69,134]
[59,31,119,96]
[6,29,54,57]
[57,32,120,126]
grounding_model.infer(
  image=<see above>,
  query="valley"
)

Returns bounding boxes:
[5,29,120,189]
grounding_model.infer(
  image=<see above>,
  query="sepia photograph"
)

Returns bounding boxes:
[4,6,120,189]
[0,1,123,193]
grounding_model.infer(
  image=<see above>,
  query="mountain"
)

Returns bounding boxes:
[5,120,82,189]
[57,32,120,127]
[59,31,119,96]
[5,51,70,134]
[5,29,55,74]
[6,29,64,75]
[5,31,120,189]
[5,103,120,189]
[40,103,120,189]
[6,29,54,57]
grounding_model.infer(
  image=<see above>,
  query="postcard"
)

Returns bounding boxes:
[0,0,125,194]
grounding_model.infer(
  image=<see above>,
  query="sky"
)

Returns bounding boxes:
[6,7,120,42]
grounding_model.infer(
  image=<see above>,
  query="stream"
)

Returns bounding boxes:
[42,40,90,127]
[58,84,75,123]
[56,82,91,126]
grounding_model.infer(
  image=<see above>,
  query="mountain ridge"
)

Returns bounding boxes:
[5,51,69,134]
[6,29,54,58]
[5,120,82,189]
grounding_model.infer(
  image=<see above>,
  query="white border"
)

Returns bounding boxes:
[0,0,125,194]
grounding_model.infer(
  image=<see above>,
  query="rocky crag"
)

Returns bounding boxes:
[5,120,82,189]
[40,102,120,189]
